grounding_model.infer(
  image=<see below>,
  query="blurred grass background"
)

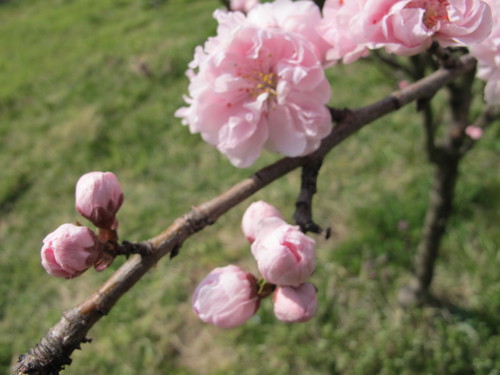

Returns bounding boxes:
[0,0,499,374]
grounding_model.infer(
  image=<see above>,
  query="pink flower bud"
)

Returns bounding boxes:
[192,265,260,328]
[398,80,409,90]
[229,0,258,13]
[41,224,102,279]
[465,126,484,140]
[75,171,124,229]
[251,222,316,286]
[273,283,318,323]
[241,201,284,243]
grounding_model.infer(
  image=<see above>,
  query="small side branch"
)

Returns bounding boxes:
[294,157,329,236]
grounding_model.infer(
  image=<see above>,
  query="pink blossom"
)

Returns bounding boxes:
[273,283,318,323]
[192,265,260,328]
[176,8,332,168]
[245,0,331,62]
[469,0,500,105]
[241,201,285,243]
[317,0,371,64]
[229,0,259,13]
[75,171,124,230]
[41,224,101,279]
[251,221,316,286]
[465,125,484,140]
[327,0,492,56]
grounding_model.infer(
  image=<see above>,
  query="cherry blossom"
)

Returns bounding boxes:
[41,224,102,279]
[273,283,318,323]
[469,0,500,105]
[75,171,124,230]
[192,265,260,328]
[251,220,316,286]
[176,18,332,167]
[320,0,492,58]
[241,201,284,243]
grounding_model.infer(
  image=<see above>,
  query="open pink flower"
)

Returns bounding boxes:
[75,171,124,230]
[273,283,318,323]
[469,0,500,105]
[318,0,370,64]
[192,265,260,328]
[41,224,101,279]
[176,9,332,167]
[241,201,285,243]
[323,0,492,57]
[245,0,330,62]
[251,221,316,286]
[385,0,491,55]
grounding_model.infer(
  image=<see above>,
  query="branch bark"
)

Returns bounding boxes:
[399,66,477,307]
[294,157,326,235]
[12,54,477,375]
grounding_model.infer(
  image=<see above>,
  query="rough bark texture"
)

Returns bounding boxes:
[12,55,477,375]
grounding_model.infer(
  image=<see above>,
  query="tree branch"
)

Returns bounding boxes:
[12,54,477,375]
[399,66,477,307]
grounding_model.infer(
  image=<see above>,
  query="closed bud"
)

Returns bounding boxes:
[273,283,318,323]
[465,125,483,140]
[241,201,284,243]
[192,265,260,328]
[41,224,102,279]
[75,171,124,229]
[251,222,316,286]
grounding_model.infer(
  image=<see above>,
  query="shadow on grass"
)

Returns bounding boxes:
[426,294,499,335]
[0,173,32,216]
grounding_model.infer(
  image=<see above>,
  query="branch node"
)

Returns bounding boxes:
[169,244,181,259]
[120,240,154,256]
[328,107,351,123]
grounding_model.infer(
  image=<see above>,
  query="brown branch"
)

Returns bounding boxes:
[293,157,327,235]
[399,66,477,307]
[12,54,478,375]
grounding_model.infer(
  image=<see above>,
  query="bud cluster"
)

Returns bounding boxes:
[40,171,124,279]
[192,201,319,328]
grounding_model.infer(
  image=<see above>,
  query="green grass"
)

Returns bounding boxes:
[1,1,499,374]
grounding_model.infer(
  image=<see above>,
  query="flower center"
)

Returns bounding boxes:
[238,70,278,99]
[253,71,278,98]
[406,0,450,29]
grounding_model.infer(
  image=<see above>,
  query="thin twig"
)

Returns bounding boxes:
[12,54,478,375]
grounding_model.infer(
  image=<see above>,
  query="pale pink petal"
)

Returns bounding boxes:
[192,265,260,328]
[273,283,318,323]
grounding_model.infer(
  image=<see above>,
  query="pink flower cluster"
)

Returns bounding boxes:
[176,0,332,168]
[192,201,318,328]
[177,0,494,166]
[40,172,124,279]
[320,0,493,63]
[469,0,500,105]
